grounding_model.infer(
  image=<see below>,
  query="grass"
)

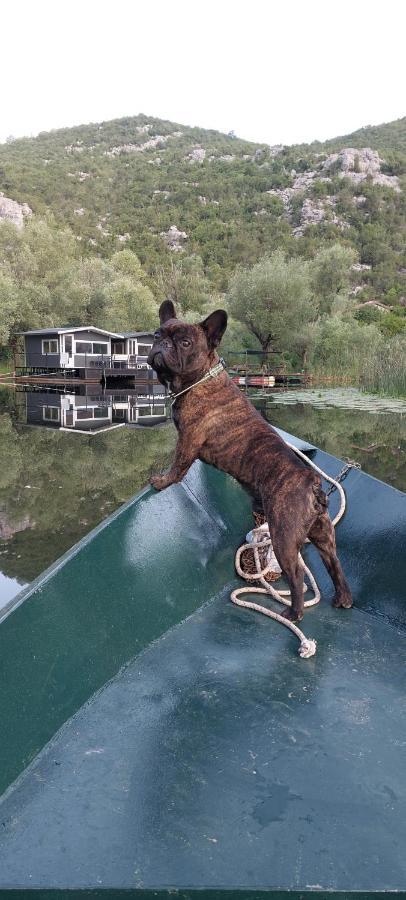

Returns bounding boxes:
[0,360,14,376]
[310,337,406,399]
[360,342,406,398]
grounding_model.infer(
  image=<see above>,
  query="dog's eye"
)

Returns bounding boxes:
[154,331,161,340]
[181,339,191,348]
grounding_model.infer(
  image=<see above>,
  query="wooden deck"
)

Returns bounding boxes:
[12,366,157,386]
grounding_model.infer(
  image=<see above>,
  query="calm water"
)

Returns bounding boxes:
[0,385,405,608]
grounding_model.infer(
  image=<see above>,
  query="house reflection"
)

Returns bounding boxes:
[15,383,169,433]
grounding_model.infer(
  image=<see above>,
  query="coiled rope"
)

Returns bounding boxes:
[231,444,358,659]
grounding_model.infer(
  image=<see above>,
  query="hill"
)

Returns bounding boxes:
[0,114,405,384]
[0,113,404,286]
[301,116,406,154]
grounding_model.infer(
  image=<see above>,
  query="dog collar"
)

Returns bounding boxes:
[169,359,225,407]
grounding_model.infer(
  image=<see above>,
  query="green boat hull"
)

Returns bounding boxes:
[0,431,405,897]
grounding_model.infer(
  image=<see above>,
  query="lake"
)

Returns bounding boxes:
[0,385,405,608]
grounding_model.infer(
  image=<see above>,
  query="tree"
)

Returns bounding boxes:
[311,242,357,314]
[227,251,317,352]
[0,217,80,334]
[311,317,383,377]
[153,255,212,315]
[110,249,144,280]
[0,217,159,345]
[66,257,112,325]
[103,277,158,332]
[0,274,19,344]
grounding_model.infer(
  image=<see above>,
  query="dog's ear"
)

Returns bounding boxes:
[199,310,228,348]
[159,299,177,325]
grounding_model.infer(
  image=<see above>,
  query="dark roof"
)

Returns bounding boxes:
[18,326,123,338]
[121,331,154,338]
[18,327,65,336]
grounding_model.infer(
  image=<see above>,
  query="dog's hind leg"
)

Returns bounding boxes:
[308,512,352,609]
[267,525,306,623]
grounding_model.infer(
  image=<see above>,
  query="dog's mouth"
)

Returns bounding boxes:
[148,350,162,368]
[149,350,168,371]
[148,350,173,384]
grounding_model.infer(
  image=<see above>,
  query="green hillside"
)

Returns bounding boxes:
[302,116,406,154]
[1,113,404,284]
[0,113,405,392]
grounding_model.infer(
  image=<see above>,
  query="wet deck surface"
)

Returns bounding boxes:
[0,439,405,894]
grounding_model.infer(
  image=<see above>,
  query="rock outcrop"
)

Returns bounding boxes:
[0,512,33,540]
[104,135,170,157]
[186,147,206,163]
[293,197,349,236]
[0,193,32,229]
[160,225,188,251]
[266,145,401,236]
[322,148,400,191]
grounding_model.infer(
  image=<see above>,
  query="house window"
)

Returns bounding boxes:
[75,342,92,354]
[43,406,60,422]
[138,405,166,417]
[92,343,108,355]
[112,342,125,354]
[42,339,58,354]
[138,344,152,355]
[75,341,109,354]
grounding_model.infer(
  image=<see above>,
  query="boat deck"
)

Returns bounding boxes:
[0,436,405,896]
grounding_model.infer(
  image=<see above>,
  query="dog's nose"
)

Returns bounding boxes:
[149,350,164,368]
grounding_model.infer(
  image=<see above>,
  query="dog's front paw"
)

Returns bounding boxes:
[150,473,171,491]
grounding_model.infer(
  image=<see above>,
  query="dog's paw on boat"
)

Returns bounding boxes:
[332,591,353,609]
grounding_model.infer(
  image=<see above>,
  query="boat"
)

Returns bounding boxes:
[0,428,405,895]
[231,373,276,387]
[226,349,309,390]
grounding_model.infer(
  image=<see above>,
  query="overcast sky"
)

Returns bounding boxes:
[1,0,404,147]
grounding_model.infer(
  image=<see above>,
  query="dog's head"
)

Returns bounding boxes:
[147,300,227,387]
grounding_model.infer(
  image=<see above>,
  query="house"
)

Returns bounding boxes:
[17,326,156,377]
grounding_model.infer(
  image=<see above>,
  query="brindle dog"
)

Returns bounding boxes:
[148,300,352,622]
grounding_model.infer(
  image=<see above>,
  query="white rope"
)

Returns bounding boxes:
[231,441,349,659]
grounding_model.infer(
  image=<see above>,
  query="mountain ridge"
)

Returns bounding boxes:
[0,112,405,303]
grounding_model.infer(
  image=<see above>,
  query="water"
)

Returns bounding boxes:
[255,388,406,490]
[0,385,177,607]
[0,385,404,608]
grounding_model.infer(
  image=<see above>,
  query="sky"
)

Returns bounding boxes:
[1,0,405,147]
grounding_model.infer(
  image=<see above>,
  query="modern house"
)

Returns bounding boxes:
[16,326,156,379]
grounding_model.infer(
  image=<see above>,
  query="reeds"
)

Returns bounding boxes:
[360,337,406,398]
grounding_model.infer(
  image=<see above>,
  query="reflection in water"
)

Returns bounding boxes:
[0,385,404,607]
[0,572,26,611]
[0,384,176,599]
[15,384,169,432]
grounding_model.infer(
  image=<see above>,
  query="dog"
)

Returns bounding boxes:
[147,300,352,622]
